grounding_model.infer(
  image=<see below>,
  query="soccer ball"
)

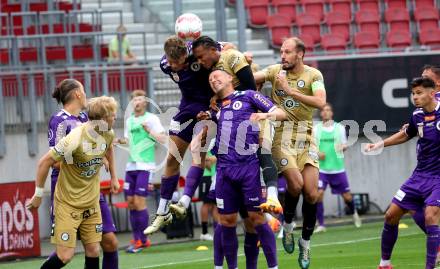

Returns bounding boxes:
[175,13,203,41]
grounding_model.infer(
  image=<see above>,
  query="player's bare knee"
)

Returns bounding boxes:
[248,212,265,226]
[384,210,399,225]
[424,207,440,225]
[56,249,74,264]
[84,243,100,257]
[304,193,318,204]
[101,234,118,252]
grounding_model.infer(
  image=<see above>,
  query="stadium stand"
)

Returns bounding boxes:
[271,0,297,22]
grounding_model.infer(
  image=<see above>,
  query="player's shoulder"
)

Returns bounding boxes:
[49,110,68,124]
[412,107,424,116]
[159,55,172,74]
[304,65,323,77]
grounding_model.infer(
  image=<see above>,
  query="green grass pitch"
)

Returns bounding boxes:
[0,221,426,269]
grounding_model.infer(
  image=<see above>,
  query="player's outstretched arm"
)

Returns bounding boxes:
[27,151,57,209]
[253,71,266,85]
[250,107,287,122]
[365,130,410,152]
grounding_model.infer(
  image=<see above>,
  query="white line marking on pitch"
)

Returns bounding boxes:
[135,233,421,269]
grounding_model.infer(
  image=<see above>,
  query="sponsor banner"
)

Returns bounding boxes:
[0,181,41,260]
[315,54,440,132]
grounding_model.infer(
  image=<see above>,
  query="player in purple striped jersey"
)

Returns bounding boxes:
[48,79,119,269]
[365,77,440,269]
[200,69,286,269]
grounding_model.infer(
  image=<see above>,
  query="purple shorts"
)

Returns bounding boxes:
[318,172,350,194]
[278,175,287,193]
[215,161,262,214]
[392,173,440,211]
[169,101,209,143]
[99,194,117,234]
[124,170,151,197]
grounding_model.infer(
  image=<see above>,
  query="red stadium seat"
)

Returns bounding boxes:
[29,2,48,12]
[419,28,440,47]
[1,3,21,13]
[42,23,65,34]
[57,1,80,12]
[45,46,67,61]
[385,0,407,9]
[245,0,270,27]
[414,8,439,31]
[328,0,352,17]
[267,14,292,47]
[355,10,380,38]
[19,47,38,62]
[356,0,379,13]
[296,13,321,43]
[385,8,410,33]
[73,45,94,60]
[0,48,9,64]
[386,31,412,48]
[271,0,297,22]
[325,11,351,41]
[354,31,380,50]
[298,34,316,52]
[300,0,324,21]
[100,44,109,59]
[321,34,347,52]
[413,0,436,8]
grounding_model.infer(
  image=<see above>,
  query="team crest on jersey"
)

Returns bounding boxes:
[417,122,424,137]
[284,98,298,109]
[48,129,54,141]
[280,158,288,166]
[436,121,440,131]
[232,101,243,110]
[297,80,305,88]
[171,72,180,82]
[190,62,200,72]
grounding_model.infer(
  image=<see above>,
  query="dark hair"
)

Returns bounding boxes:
[410,77,436,89]
[52,79,82,105]
[192,35,218,50]
[422,64,440,77]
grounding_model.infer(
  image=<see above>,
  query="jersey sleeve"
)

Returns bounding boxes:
[248,91,276,113]
[311,69,326,94]
[338,123,347,144]
[159,55,171,75]
[146,114,165,133]
[405,114,418,138]
[50,132,80,162]
[48,116,58,147]
[227,50,249,74]
[261,64,277,84]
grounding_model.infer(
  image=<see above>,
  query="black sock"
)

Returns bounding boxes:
[257,148,278,188]
[84,256,99,269]
[345,199,355,215]
[41,254,65,269]
[302,200,317,240]
[202,221,208,234]
[283,192,299,223]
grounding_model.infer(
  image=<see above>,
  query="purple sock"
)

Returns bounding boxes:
[214,225,224,266]
[317,202,324,226]
[426,225,439,269]
[183,166,203,197]
[103,251,118,269]
[413,210,427,234]
[129,210,139,241]
[138,209,149,243]
[255,223,278,268]
[221,226,238,269]
[381,222,398,260]
[244,233,259,269]
[160,174,180,200]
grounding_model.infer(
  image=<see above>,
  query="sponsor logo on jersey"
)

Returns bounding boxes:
[232,101,243,110]
[425,115,435,122]
[171,72,180,82]
[417,122,424,137]
[297,80,305,88]
[253,93,271,108]
[275,89,287,97]
[77,158,103,168]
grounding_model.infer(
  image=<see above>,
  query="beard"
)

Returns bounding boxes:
[282,55,299,70]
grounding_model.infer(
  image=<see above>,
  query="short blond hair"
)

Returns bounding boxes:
[87,96,118,120]
[131,89,146,99]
